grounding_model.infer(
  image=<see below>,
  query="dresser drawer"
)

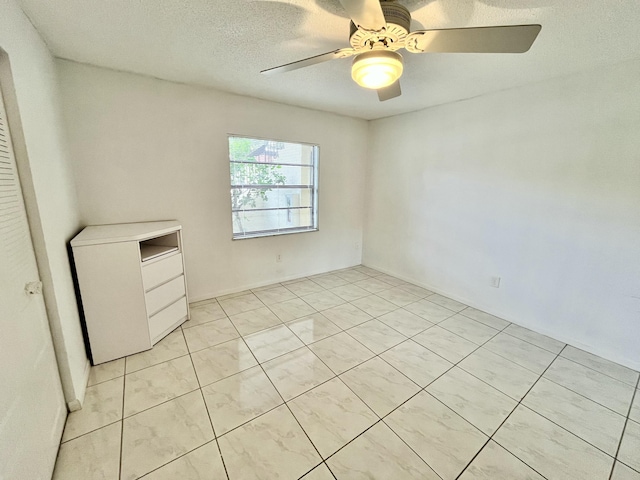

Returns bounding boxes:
[142,252,183,291]
[145,275,186,316]
[149,297,188,343]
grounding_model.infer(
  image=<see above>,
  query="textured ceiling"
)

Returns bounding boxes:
[16,0,640,119]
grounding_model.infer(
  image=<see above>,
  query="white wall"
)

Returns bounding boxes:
[0,0,88,407]
[57,60,368,300]
[364,58,640,370]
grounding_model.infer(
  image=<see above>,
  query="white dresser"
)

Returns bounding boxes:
[71,221,189,364]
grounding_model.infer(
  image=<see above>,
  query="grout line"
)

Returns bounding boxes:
[558,355,640,387]
[182,327,231,480]
[238,326,333,478]
[608,376,640,479]
[536,374,631,418]
[136,439,220,479]
[452,344,570,480]
[118,373,125,480]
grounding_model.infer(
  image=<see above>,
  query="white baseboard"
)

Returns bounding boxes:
[66,358,91,412]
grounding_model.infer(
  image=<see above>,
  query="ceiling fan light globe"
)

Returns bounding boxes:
[351,50,403,89]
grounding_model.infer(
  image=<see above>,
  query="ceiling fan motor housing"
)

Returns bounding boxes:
[349,1,411,50]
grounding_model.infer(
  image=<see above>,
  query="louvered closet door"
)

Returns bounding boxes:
[0,85,66,478]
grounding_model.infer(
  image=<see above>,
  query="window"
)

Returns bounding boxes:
[229,136,318,239]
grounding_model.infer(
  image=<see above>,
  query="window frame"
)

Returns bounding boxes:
[228,134,319,240]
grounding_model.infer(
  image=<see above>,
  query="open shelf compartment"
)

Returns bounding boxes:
[139,232,180,262]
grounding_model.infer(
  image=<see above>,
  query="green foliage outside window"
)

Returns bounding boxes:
[229,137,286,232]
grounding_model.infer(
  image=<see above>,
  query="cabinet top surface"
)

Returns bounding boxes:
[71,221,182,246]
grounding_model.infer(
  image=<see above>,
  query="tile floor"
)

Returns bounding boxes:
[53,266,640,480]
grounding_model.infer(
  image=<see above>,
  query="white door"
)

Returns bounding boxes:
[0,84,66,478]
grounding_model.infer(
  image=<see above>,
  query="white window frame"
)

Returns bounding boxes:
[228,135,319,240]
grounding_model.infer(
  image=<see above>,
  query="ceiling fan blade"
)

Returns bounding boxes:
[338,0,386,31]
[377,80,401,102]
[261,48,356,75]
[405,24,542,54]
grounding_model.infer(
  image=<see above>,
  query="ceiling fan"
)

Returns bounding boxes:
[261,0,541,101]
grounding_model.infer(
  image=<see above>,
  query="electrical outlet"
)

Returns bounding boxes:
[276,254,282,263]
[490,276,501,288]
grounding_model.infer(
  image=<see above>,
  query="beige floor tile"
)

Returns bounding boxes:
[269,298,317,322]
[412,326,478,363]
[353,277,394,293]
[504,324,565,354]
[612,461,640,480]
[191,338,257,387]
[618,420,640,472]
[183,318,240,353]
[218,293,265,316]
[493,405,613,480]
[300,463,335,480]
[397,283,434,298]
[439,314,499,345]
[229,306,282,336]
[125,330,188,373]
[288,378,377,458]
[143,441,226,479]
[321,303,372,329]
[329,283,370,302]
[262,347,334,401]
[354,266,383,277]
[386,391,488,480]
[381,339,453,387]
[87,358,125,386]
[62,376,124,442]
[346,319,407,354]
[285,279,326,296]
[328,422,440,479]
[351,294,398,318]
[217,290,252,301]
[404,299,457,323]
[544,357,634,415]
[183,301,227,329]
[202,365,283,435]
[286,312,341,344]
[335,270,371,283]
[375,273,407,287]
[630,390,640,423]
[458,440,545,480]
[522,377,626,455]
[457,347,540,400]
[426,367,517,435]
[340,357,420,417]
[309,274,349,290]
[244,324,304,362]
[426,294,467,312]
[302,291,347,311]
[376,287,421,307]
[561,345,640,386]
[309,332,374,374]
[124,355,199,417]
[121,391,214,480]
[253,285,297,305]
[218,404,321,480]
[484,332,556,375]
[459,307,510,330]
[377,309,433,337]
[53,422,121,480]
